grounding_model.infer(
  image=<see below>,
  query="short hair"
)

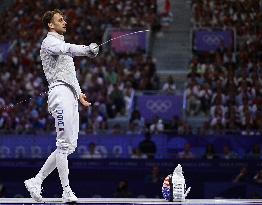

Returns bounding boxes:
[41,9,63,30]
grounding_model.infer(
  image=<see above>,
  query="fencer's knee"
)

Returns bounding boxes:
[56,139,76,155]
[67,146,76,155]
[56,139,70,155]
[57,146,69,155]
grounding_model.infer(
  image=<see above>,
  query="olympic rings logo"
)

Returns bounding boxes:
[202,34,224,45]
[146,100,172,113]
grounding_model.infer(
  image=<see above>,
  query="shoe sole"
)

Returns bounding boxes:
[24,179,43,202]
[62,199,78,203]
[62,196,78,203]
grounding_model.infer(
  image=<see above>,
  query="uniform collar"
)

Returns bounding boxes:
[47,32,64,41]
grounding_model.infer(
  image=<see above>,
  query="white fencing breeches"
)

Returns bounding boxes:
[48,84,79,155]
[35,84,79,189]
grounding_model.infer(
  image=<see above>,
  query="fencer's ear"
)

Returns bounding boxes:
[48,22,54,30]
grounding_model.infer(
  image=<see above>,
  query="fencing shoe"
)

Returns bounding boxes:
[24,178,43,202]
[62,187,78,203]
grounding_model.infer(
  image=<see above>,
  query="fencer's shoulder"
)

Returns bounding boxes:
[41,36,60,53]
[41,36,49,48]
[42,34,60,45]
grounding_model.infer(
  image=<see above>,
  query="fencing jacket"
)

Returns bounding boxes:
[40,32,92,98]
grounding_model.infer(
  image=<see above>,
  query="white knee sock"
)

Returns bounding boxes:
[56,149,70,191]
[35,150,57,182]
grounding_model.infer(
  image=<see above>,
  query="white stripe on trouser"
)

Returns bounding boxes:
[36,84,79,190]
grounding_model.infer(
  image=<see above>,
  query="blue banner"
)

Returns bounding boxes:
[137,95,183,121]
[0,134,261,159]
[110,29,147,53]
[194,29,233,51]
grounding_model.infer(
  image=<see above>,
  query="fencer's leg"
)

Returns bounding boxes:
[56,145,78,203]
[24,150,57,202]
[50,85,78,202]
[60,97,79,202]
[56,147,70,190]
[34,87,60,183]
[55,115,72,192]
[35,150,57,182]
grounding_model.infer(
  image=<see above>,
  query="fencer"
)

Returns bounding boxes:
[24,9,99,203]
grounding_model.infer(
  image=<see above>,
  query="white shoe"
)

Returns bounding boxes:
[62,188,78,203]
[24,178,43,202]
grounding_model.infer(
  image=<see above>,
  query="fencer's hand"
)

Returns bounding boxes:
[79,93,91,107]
[88,43,99,57]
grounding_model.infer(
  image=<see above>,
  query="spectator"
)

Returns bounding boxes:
[104,66,118,85]
[113,180,132,198]
[139,131,157,159]
[130,147,147,159]
[149,116,164,134]
[111,123,122,134]
[177,120,192,135]
[88,105,108,134]
[210,106,226,131]
[202,144,217,160]
[177,143,195,159]
[81,142,102,159]
[166,115,180,133]
[233,167,249,183]
[123,81,135,115]
[199,83,212,114]
[220,144,238,160]
[198,121,214,135]
[162,75,176,95]
[184,80,201,115]
[247,144,261,159]
[129,110,145,134]
[109,84,125,115]
[253,169,262,183]
[225,105,240,134]
[144,164,162,184]
[126,122,136,134]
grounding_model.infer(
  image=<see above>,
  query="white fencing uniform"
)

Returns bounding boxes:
[162,164,191,202]
[171,164,191,201]
[35,32,95,192]
[40,31,93,153]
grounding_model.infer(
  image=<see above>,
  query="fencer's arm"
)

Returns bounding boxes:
[184,187,191,197]
[42,37,97,57]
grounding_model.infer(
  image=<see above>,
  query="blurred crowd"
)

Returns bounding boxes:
[0,0,261,136]
[191,0,262,38]
[185,0,262,135]
[0,0,161,134]
[176,142,261,160]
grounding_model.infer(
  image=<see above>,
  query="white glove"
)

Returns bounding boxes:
[88,43,99,57]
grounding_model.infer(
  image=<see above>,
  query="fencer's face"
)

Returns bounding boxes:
[48,13,67,35]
